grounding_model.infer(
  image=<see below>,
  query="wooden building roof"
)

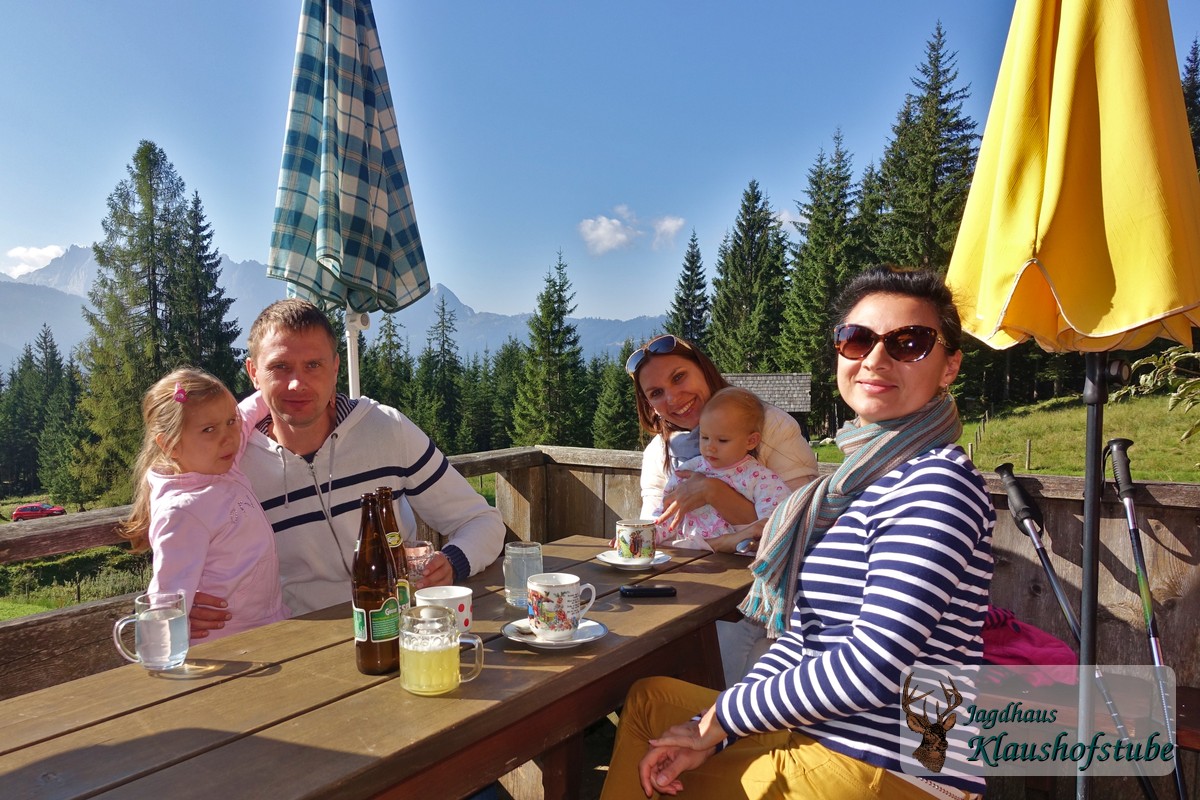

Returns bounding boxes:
[722,372,811,413]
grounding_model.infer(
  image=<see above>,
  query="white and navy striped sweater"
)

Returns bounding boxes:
[239,393,505,616]
[717,445,994,794]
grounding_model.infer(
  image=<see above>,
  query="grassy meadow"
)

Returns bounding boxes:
[809,395,1198,482]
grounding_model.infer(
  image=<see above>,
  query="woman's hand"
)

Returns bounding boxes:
[637,711,724,796]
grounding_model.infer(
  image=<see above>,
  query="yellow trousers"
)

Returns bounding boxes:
[599,676,946,800]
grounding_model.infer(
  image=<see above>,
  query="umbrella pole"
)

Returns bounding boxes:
[1077,351,1108,800]
[345,304,370,400]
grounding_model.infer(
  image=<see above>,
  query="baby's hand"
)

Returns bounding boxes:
[705,532,748,554]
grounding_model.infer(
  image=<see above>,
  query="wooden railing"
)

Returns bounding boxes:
[2,446,1197,797]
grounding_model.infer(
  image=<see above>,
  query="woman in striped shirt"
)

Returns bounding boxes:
[601,266,994,799]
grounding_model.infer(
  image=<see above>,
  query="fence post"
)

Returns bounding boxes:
[1025,439,1032,471]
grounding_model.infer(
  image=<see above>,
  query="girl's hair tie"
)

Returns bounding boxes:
[173,382,188,403]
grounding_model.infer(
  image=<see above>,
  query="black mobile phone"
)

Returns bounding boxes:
[619,584,676,598]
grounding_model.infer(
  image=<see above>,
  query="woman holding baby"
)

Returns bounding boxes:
[606,265,994,799]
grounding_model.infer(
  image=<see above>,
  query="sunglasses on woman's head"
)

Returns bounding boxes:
[625,334,691,375]
[833,324,950,362]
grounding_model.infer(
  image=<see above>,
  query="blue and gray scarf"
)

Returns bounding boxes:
[738,393,962,638]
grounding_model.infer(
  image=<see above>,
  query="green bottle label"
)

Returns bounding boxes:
[352,606,367,642]
[367,597,401,642]
[396,579,411,609]
[385,531,401,548]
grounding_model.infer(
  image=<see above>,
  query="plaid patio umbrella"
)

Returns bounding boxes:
[946,1,1200,794]
[269,0,429,397]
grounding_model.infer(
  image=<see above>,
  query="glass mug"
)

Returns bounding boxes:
[112,589,189,670]
[502,541,543,608]
[399,605,483,696]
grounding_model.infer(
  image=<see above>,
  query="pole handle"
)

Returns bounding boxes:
[1107,438,1136,501]
[995,463,1043,527]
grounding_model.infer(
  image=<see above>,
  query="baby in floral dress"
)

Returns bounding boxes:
[654,387,791,550]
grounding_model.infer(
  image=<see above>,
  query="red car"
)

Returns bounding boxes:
[11,502,66,521]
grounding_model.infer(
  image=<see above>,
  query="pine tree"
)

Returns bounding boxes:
[79,141,187,503]
[511,254,589,446]
[707,180,789,371]
[2,346,42,490]
[38,360,89,509]
[361,313,413,413]
[876,23,978,271]
[455,352,494,455]
[164,192,240,387]
[1183,38,1200,178]
[851,162,887,269]
[664,230,710,347]
[592,340,641,450]
[489,337,524,449]
[780,132,858,437]
[409,297,462,450]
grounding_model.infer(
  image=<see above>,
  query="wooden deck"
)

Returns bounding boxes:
[1,444,1197,799]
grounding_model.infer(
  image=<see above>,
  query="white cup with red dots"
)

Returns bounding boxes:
[414,585,473,632]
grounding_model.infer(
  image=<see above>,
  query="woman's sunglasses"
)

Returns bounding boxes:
[625,334,691,375]
[833,324,950,362]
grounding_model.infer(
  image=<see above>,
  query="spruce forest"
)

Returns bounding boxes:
[3,27,1200,514]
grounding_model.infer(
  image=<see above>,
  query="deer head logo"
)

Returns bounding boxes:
[902,674,962,773]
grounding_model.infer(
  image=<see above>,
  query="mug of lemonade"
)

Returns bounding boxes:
[399,605,483,696]
[112,589,189,671]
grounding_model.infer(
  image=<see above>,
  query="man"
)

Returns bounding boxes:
[190,299,504,636]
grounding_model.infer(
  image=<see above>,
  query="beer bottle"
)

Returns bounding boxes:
[351,492,400,675]
[376,485,411,609]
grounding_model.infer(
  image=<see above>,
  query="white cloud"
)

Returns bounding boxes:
[775,208,806,230]
[578,212,640,255]
[2,245,64,278]
[651,216,686,250]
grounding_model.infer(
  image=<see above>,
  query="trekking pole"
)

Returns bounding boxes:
[995,463,1159,800]
[1106,439,1187,800]
[996,463,1079,639]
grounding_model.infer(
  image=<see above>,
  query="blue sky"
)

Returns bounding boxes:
[4,1,1199,319]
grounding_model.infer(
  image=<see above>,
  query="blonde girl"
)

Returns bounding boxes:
[122,368,288,643]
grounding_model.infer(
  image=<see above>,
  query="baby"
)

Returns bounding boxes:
[655,387,790,550]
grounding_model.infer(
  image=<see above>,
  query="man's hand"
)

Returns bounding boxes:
[411,552,454,589]
[189,591,230,639]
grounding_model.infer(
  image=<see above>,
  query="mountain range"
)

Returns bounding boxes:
[0,245,666,369]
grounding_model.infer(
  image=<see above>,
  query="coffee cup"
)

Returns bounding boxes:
[399,605,483,696]
[414,585,473,632]
[526,572,595,641]
[615,519,656,564]
[112,589,189,671]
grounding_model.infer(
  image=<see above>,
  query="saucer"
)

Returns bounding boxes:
[502,618,609,650]
[596,550,671,570]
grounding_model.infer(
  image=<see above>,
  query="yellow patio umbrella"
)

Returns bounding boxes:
[946,1,1200,796]
[948,0,1200,353]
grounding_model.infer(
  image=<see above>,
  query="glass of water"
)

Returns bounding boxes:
[112,590,189,670]
[503,541,543,608]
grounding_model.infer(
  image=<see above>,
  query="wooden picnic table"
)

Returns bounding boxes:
[0,536,753,800]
